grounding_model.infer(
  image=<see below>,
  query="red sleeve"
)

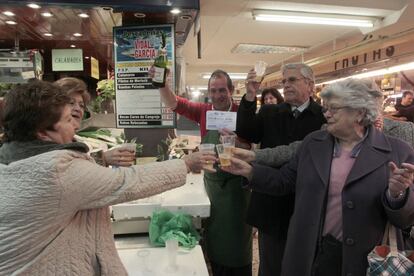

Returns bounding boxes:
[174,96,206,124]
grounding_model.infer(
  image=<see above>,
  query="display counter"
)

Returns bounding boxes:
[115,235,209,276]
[112,172,210,234]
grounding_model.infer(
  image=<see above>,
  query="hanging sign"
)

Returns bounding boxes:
[52,49,83,71]
[113,24,176,128]
[91,57,99,79]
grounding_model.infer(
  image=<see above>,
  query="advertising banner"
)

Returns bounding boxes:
[113,24,175,128]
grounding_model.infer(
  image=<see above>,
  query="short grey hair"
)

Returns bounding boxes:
[281,63,315,83]
[320,78,382,126]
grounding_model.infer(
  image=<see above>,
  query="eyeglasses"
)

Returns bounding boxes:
[70,100,86,111]
[281,76,307,85]
[321,105,348,114]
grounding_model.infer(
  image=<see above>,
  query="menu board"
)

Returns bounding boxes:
[113,25,175,128]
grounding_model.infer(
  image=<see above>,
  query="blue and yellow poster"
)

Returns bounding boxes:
[113,24,175,128]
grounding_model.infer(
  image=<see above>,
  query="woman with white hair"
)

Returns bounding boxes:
[223,78,414,276]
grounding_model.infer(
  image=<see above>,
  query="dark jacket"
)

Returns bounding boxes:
[250,127,414,276]
[236,95,326,231]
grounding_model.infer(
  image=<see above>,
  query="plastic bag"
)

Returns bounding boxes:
[149,210,200,249]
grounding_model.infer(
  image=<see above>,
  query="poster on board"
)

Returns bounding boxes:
[113,24,175,128]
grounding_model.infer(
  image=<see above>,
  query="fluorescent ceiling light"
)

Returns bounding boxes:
[190,86,208,90]
[317,61,414,86]
[202,73,247,80]
[44,33,53,36]
[73,33,83,37]
[78,13,89,18]
[41,12,53,17]
[27,3,41,9]
[170,8,181,14]
[3,11,15,16]
[5,20,17,25]
[232,43,307,54]
[253,9,376,27]
[70,44,76,48]
[191,90,201,97]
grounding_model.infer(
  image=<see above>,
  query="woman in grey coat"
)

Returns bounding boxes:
[223,78,414,276]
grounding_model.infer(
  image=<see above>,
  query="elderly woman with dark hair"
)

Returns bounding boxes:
[223,78,414,276]
[0,80,215,275]
[260,87,284,106]
[54,77,135,167]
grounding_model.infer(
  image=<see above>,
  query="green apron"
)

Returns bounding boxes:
[202,130,252,267]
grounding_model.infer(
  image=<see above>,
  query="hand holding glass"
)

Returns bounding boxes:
[254,61,267,82]
[199,143,216,170]
[216,144,232,167]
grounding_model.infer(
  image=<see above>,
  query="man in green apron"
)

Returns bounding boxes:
[154,69,252,275]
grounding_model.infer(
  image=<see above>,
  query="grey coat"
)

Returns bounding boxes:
[255,118,414,167]
[249,127,414,276]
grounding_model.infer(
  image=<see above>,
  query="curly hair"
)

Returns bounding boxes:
[2,80,71,142]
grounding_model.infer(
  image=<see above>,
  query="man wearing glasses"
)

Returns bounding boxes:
[236,63,326,276]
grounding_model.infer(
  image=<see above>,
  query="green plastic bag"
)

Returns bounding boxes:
[149,210,200,249]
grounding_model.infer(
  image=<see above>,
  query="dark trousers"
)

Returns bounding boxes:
[258,230,287,276]
[210,261,252,276]
[312,234,343,276]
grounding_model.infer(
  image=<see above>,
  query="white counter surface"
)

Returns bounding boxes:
[112,172,210,220]
[116,236,209,276]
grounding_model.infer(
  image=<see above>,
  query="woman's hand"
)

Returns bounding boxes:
[103,147,136,167]
[220,157,253,180]
[183,151,217,173]
[232,147,256,163]
[388,162,414,198]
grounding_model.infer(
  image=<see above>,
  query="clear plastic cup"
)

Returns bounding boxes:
[199,143,215,170]
[165,239,178,273]
[118,143,136,154]
[254,60,267,82]
[137,249,151,272]
[216,144,231,167]
[221,135,236,146]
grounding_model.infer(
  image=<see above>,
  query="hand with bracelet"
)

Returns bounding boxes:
[388,162,414,198]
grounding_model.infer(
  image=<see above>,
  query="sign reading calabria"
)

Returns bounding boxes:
[113,25,176,128]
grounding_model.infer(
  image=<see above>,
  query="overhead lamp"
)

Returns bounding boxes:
[78,13,89,18]
[232,43,307,54]
[3,11,15,16]
[190,86,208,91]
[27,3,41,9]
[252,9,376,27]
[5,20,17,25]
[191,90,201,98]
[41,12,53,17]
[317,61,414,86]
[70,44,76,48]
[73,33,83,37]
[44,33,53,36]
[202,73,247,80]
[170,8,181,15]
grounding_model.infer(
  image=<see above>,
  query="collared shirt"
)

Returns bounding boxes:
[291,99,310,113]
[332,128,369,158]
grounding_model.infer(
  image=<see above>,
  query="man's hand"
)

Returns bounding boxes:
[388,162,413,198]
[103,147,136,167]
[232,148,256,163]
[220,157,254,180]
[245,69,261,102]
[183,151,217,173]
